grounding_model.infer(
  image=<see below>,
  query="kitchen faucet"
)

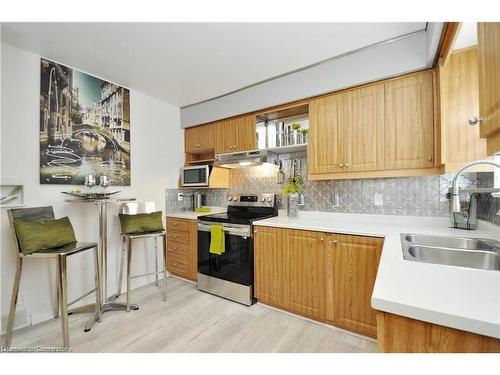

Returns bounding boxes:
[450,159,500,214]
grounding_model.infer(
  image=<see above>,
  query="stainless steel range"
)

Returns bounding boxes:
[197,193,277,305]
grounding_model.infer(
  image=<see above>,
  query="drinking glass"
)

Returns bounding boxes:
[100,175,109,189]
[85,175,96,189]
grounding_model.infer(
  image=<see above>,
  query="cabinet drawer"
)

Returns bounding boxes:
[167,241,189,257]
[167,253,189,276]
[166,218,191,232]
[167,229,190,244]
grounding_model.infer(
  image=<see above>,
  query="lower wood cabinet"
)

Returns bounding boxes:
[254,226,383,338]
[166,217,197,282]
[328,234,383,337]
[377,311,500,353]
[282,229,325,320]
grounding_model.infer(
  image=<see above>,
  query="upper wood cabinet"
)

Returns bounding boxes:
[309,70,436,180]
[216,115,256,154]
[184,123,216,154]
[384,70,435,170]
[439,47,488,172]
[308,94,344,174]
[477,22,500,154]
[343,84,385,172]
[309,84,385,175]
[327,233,383,338]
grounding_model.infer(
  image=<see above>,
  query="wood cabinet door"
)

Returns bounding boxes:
[185,124,215,154]
[343,84,385,172]
[478,23,500,154]
[331,234,383,338]
[184,126,198,154]
[254,227,283,305]
[232,115,256,152]
[308,94,345,174]
[440,47,487,170]
[215,119,233,154]
[282,229,325,319]
[384,71,435,170]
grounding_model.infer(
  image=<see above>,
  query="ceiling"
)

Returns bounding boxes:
[1,22,427,106]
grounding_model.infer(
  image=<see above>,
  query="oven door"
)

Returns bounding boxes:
[197,222,252,286]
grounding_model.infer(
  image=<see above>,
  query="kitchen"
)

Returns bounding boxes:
[1,5,500,373]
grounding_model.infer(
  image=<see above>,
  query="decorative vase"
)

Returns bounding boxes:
[287,193,299,218]
[291,130,300,145]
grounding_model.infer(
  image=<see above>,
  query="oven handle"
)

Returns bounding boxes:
[197,222,251,237]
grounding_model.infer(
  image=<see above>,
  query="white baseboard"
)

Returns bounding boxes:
[0,306,31,335]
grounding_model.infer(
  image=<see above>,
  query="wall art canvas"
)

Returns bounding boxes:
[40,58,130,185]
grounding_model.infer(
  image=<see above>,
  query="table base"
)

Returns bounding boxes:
[69,301,139,332]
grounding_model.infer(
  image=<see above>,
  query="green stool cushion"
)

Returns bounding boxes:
[119,211,164,235]
[13,217,77,255]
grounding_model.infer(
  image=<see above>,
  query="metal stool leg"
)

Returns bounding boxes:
[93,246,102,322]
[111,236,127,301]
[126,237,132,312]
[57,255,70,347]
[5,257,23,347]
[84,246,102,332]
[162,234,167,302]
[154,237,159,287]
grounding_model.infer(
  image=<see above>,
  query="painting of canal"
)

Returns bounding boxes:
[40,58,130,185]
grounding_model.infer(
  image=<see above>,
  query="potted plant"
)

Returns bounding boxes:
[283,175,303,218]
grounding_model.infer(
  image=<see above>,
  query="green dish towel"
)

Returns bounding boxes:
[195,207,211,213]
[209,224,225,255]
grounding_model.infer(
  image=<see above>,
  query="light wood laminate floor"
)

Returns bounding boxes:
[3,277,377,352]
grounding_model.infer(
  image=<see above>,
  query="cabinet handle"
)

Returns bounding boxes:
[320,237,324,241]
[428,156,433,162]
[339,163,343,168]
[469,116,482,126]
[344,163,349,167]
[332,240,338,245]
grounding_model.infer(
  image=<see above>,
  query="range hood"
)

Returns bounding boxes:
[215,149,275,169]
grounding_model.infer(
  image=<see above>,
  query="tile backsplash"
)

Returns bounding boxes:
[166,152,499,226]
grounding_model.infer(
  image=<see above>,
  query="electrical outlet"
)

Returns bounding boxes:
[177,193,183,201]
[331,193,340,208]
[374,193,384,206]
[18,291,28,304]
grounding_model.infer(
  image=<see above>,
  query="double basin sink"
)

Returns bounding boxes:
[401,233,500,271]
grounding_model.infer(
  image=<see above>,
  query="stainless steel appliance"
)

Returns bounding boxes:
[180,165,210,187]
[194,192,206,209]
[197,193,277,305]
[214,150,275,169]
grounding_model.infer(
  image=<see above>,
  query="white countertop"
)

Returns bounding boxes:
[166,207,226,220]
[254,211,500,339]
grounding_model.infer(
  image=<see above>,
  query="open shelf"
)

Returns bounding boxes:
[267,143,307,154]
[185,158,215,165]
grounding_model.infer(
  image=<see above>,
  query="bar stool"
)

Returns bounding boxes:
[112,202,167,311]
[5,206,101,348]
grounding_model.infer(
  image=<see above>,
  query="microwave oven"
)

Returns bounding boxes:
[180,165,211,187]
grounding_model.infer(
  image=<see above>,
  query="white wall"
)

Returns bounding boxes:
[0,42,183,332]
[181,31,432,127]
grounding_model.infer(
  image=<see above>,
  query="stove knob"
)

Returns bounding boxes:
[261,198,266,202]
[228,196,233,202]
[266,197,273,203]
